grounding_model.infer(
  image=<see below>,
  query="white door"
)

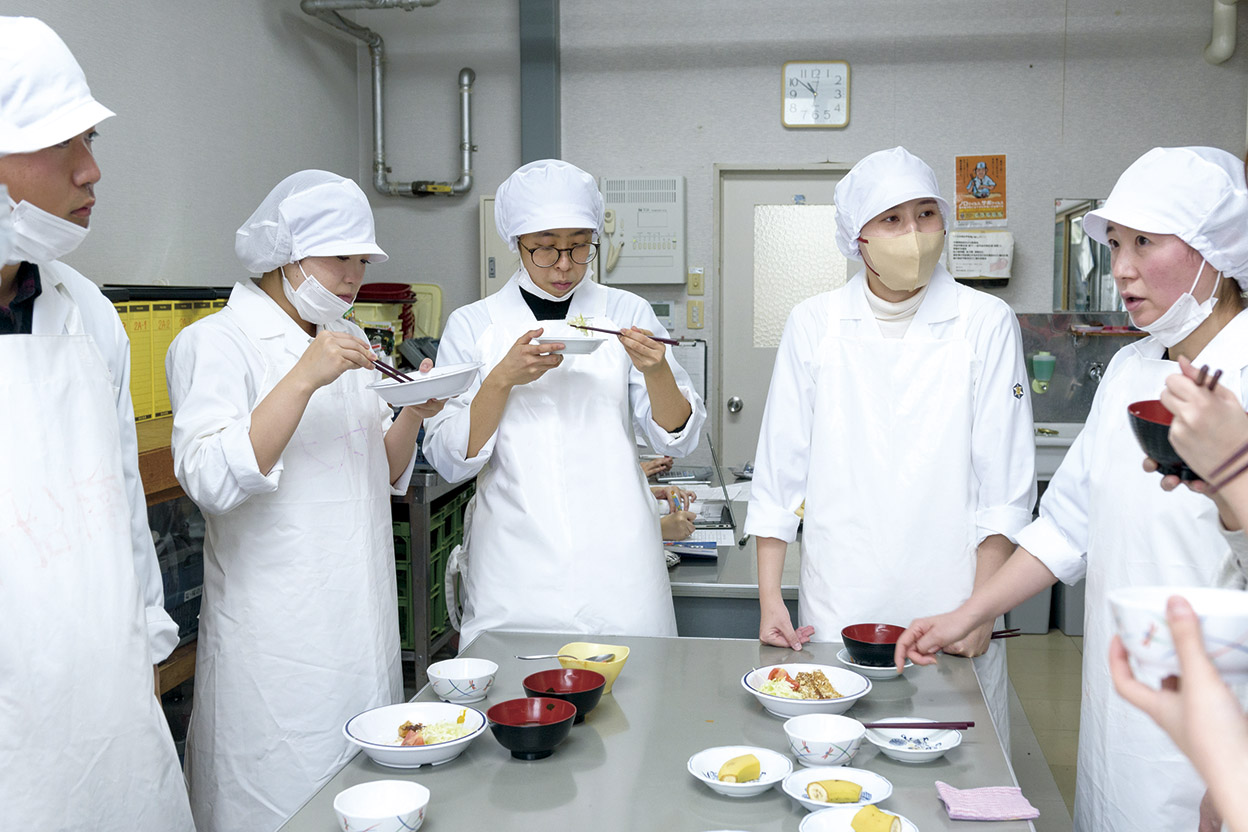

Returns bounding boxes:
[715,166,850,468]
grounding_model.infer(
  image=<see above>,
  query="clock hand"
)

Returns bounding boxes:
[801,81,817,95]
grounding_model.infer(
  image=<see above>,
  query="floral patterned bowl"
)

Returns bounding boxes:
[863,716,962,764]
[783,713,865,766]
[427,658,498,704]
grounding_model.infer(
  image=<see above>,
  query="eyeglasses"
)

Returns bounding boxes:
[520,242,598,268]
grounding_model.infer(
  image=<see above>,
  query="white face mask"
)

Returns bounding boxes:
[5,195,90,265]
[1132,260,1219,349]
[517,261,592,302]
[280,261,352,325]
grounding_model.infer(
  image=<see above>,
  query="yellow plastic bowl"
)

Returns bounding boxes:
[557,642,629,694]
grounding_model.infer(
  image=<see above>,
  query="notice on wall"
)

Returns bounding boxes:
[948,230,1014,279]
[955,154,1007,227]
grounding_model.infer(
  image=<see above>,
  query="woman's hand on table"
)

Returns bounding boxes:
[760,596,814,651]
[488,328,563,389]
[293,330,376,391]
[618,327,668,375]
[894,608,978,669]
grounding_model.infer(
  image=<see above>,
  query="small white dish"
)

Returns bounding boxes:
[741,663,871,719]
[864,716,962,764]
[783,713,865,767]
[536,335,603,354]
[781,765,892,812]
[368,361,481,406]
[426,658,498,704]
[343,702,486,768]
[799,805,919,832]
[333,780,429,832]
[836,648,912,680]
[686,745,793,798]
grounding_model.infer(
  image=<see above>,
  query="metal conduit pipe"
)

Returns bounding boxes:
[300,0,476,198]
[1205,0,1241,64]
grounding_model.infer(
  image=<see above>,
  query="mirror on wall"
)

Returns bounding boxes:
[1053,198,1122,313]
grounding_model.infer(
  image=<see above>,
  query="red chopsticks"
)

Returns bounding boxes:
[991,628,1022,640]
[863,721,974,730]
[373,358,414,383]
[572,324,680,346]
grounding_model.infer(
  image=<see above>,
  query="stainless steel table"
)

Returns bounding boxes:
[280,632,1035,831]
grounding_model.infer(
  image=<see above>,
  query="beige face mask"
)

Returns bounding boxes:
[859,230,945,292]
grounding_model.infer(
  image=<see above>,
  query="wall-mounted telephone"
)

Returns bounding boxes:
[598,176,686,285]
[602,208,624,273]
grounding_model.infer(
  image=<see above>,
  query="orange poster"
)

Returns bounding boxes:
[955,154,1006,227]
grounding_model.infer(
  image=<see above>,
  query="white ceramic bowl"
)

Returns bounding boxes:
[799,805,919,832]
[741,663,871,718]
[426,658,498,704]
[686,745,793,798]
[783,714,865,767]
[343,702,486,768]
[1109,585,1248,683]
[864,717,963,763]
[781,765,892,812]
[836,648,912,681]
[536,335,603,354]
[333,780,430,832]
[368,362,482,406]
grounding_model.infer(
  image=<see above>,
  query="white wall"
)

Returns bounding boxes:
[1,0,362,288]
[561,0,1248,319]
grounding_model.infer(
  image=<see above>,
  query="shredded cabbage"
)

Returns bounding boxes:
[758,678,803,699]
[394,718,474,746]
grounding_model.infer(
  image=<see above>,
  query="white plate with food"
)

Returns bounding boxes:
[782,765,892,813]
[535,335,603,354]
[836,648,912,680]
[368,361,481,406]
[799,804,918,832]
[343,701,486,768]
[864,717,962,764]
[741,663,871,718]
[686,745,792,798]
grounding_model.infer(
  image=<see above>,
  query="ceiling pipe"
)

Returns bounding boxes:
[1205,0,1241,64]
[300,0,476,198]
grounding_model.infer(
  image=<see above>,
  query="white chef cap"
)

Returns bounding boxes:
[1083,146,1248,289]
[235,170,388,275]
[0,17,114,157]
[834,146,951,259]
[494,159,604,253]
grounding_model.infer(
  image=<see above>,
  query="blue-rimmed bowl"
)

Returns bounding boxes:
[686,745,793,798]
[427,658,498,704]
[343,702,486,768]
[783,714,865,767]
[741,663,871,718]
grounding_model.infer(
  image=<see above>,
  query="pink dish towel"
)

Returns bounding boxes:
[935,780,1040,821]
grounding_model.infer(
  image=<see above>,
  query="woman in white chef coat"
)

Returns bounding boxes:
[897,146,1248,832]
[167,170,441,832]
[746,146,1036,746]
[423,159,706,648]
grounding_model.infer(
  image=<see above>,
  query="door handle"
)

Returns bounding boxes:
[727,396,743,414]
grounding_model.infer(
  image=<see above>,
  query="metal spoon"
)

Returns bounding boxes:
[515,652,615,662]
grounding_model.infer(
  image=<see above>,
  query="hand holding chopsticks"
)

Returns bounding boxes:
[1158,357,1248,494]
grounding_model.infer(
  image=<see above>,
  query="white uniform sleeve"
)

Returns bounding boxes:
[1014,355,1126,585]
[969,303,1037,543]
[422,306,494,484]
[166,322,283,516]
[380,398,419,495]
[745,300,821,543]
[616,297,706,456]
[58,271,179,664]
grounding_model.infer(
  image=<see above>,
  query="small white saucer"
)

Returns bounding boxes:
[836,648,911,680]
[536,335,603,354]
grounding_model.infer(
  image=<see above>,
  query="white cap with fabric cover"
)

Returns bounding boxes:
[834,146,951,260]
[235,170,388,275]
[494,159,604,253]
[1083,146,1248,290]
[0,17,114,156]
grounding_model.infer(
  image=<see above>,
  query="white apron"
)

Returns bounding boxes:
[1074,351,1233,831]
[457,281,677,648]
[0,332,194,832]
[802,303,1010,744]
[185,324,401,832]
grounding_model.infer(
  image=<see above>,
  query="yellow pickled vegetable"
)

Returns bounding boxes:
[717,753,761,783]
[805,779,863,803]
[851,804,901,832]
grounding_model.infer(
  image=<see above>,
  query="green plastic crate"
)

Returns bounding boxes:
[397,598,413,651]
[395,562,410,605]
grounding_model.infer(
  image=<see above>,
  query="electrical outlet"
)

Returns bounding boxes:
[687,267,704,296]
[687,300,704,329]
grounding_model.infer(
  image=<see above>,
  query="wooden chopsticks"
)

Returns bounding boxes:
[991,628,1021,640]
[572,323,680,346]
[373,358,414,383]
[863,721,974,730]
